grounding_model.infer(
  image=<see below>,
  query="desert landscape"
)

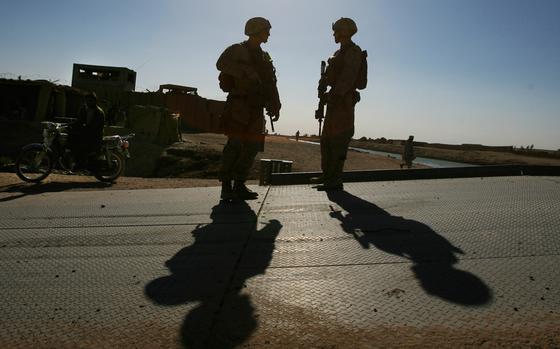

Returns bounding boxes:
[0,133,421,194]
[2,132,560,196]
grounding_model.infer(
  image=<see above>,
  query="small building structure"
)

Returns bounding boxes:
[71,63,136,103]
[157,84,197,95]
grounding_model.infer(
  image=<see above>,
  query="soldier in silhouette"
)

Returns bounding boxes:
[217,17,281,201]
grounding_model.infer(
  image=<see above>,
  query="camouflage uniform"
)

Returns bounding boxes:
[216,22,280,199]
[320,40,363,188]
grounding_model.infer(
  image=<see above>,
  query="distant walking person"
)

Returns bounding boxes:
[217,17,281,200]
[295,130,300,141]
[401,135,415,168]
[313,18,367,191]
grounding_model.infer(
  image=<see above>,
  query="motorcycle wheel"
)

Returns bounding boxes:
[93,151,125,183]
[15,147,53,183]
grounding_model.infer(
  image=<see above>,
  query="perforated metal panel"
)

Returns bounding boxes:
[1,177,559,348]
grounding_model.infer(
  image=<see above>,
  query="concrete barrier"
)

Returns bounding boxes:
[259,159,293,185]
[270,165,560,185]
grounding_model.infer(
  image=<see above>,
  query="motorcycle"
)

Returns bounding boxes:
[15,121,135,183]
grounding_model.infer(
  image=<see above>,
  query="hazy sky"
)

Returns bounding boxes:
[1,0,559,149]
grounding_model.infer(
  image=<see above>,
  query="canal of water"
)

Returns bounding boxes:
[291,139,473,168]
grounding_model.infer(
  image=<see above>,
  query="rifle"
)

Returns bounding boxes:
[314,61,327,136]
[267,110,275,133]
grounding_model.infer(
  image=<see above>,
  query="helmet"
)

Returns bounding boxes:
[244,17,271,36]
[332,17,358,36]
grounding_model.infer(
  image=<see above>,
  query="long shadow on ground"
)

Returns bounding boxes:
[327,190,492,306]
[0,181,112,202]
[145,200,281,348]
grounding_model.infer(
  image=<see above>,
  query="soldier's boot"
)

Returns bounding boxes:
[220,180,234,200]
[310,175,325,185]
[315,181,344,191]
[233,180,259,200]
[316,156,344,191]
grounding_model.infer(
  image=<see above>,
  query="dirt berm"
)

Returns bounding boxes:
[125,133,414,180]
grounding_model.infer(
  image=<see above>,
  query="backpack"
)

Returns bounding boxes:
[218,71,235,93]
[218,42,272,93]
[355,50,368,90]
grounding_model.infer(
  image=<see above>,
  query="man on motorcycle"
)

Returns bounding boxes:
[70,92,105,168]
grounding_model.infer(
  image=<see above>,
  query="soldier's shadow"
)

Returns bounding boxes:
[326,190,492,306]
[145,200,281,348]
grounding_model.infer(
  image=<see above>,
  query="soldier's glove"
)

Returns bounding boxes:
[318,78,328,91]
[266,108,280,122]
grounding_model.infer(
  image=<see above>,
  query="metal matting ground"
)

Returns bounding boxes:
[1,177,559,348]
